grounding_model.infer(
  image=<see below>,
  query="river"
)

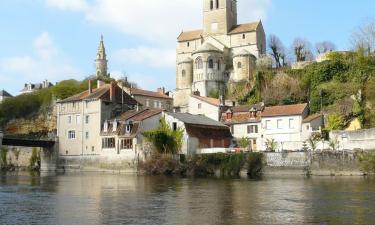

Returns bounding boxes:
[0,173,374,225]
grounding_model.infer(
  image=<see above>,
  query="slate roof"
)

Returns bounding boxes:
[0,90,12,97]
[262,103,308,117]
[167,112,227,127]
[130,88,172,99]
[185,124,232,139]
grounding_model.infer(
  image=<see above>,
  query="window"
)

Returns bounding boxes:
[173,122,177,131]
[68,130,76,140]
[208,59,214,69]
[182,70,186,77]
[120,139,133,150]
[85,132,89,140]
[154,101,158,108]
[68,116,72,124]
[187,42,190,47]
[277,119,282,129]
[217,60,221,70]
[102,138,115,149]
[216,0,219,8]
[247,125,258,134]
[289,119,295,129]
[146,99,150,107]
[104,121,108,132]
[237,62,242,68]
[210,0,213,10]
[92,146,95,152]
[198,103,202,109]
[265,120,271,130]
[242,34,246,39]
[85,115,89,124]
[126,124,132,133]
[195,57,203,69]
[76,115,81,124]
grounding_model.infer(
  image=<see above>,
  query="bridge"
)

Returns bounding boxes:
[0,132,59,171]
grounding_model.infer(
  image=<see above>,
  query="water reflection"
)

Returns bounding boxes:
[0,173,374,225]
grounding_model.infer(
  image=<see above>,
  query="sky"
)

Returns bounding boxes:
[0,0,374,96]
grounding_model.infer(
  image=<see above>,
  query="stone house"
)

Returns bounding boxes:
[0,90,12,103]
[124,87,173,111]
[165,112,232,155]
[174,0,266,111]
[100,108,163,159]
[56,80,138,156]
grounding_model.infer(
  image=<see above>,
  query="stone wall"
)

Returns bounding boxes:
[263,151,364,176]
[2,146,39,168]
[330,128,375,150]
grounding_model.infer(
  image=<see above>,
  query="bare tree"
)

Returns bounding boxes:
[351,20,375,55]
[117,72,138,89]
[268,34,287,68]
[316,41,336,54]
[292,38,314,62]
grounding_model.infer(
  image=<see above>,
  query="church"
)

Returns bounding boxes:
[174,0,266,111]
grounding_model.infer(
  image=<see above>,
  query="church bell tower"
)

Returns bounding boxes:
[95,35,108,78]
[203,0,237,36]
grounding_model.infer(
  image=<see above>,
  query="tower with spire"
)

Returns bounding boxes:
[95,35,109,78]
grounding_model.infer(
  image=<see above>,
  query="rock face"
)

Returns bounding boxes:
[5,106,56,135]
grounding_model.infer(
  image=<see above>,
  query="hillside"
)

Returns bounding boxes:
[227,50,375,129]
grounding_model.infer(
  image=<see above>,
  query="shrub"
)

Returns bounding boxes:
[247,153,264,178]
[358,152,375,174]
[325,114,344,131]
[0,147,8,169]
[139,154,181,175]
[238,137,251,149]
[29,147,40,170]
[265,139,278,152]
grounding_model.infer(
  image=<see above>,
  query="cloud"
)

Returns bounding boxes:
[0,32,80,91]
[112,46,175,68]
[45,0,272,45]
[45,0,89,11]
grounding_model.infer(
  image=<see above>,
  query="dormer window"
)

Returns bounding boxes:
[104,121,108,132]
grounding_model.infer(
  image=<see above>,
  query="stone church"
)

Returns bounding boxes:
[174,0,266,111]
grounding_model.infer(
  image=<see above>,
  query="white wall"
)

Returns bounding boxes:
[188,96,220,121]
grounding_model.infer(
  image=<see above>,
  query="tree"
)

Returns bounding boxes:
[238,137,251,149]
[316,41,336,54]
[351,20,375,55]
[292,38,314,62]
[268,34,287,68]
[325,114,344,131]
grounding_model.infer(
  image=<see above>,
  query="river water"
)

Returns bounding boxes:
[0,173,374,225]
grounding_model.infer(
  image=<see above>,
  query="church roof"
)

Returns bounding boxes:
[194,42,223,54]
[177,29,203,42]
[0,90,12,97]
[228,22,260,35]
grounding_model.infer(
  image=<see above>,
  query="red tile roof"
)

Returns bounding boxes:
[192,95,221,106]
[262,104,308,117]
[131,88,172,99]
[118,108,163,122]
[228,22,260,35]
[177,29,203,42]
[221,112,261,125]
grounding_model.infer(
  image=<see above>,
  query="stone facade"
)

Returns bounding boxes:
[174,0,266,110]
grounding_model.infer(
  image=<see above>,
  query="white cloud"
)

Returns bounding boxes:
[112,46,175,68]
[0,32,80,85]
[45,0,89,11]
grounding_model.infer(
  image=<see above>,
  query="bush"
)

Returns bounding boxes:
[139,154,181,175]
[247,153,264,178]
[29,147,40,171]
[358,152,375,174]
[0,147,8,170]
[325,114,344,131]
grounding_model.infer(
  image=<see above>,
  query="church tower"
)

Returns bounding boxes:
[203,0,237,36]
[95,35,108,78]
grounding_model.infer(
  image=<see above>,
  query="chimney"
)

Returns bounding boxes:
[88,80,93,94]
[110,81,116,102]
[97,80,105,88]
[226,109,233,120]
[193,90,200,96]
[157,87,165,95]
[219,95,225,106]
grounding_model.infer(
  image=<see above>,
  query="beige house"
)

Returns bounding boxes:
[174,0,266,110]
[100,108,163,159]
[124,87,173,111]
[56,81,138,156]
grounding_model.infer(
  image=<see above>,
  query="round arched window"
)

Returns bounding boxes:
[237,62,242,69]
[182,70,186,77]
[208,59,214,69]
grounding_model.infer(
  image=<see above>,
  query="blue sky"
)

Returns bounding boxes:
[0,0,374,96]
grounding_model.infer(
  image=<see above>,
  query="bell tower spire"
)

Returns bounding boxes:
[95,35,108,78]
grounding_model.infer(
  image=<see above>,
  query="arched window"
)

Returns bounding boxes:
[216,0,219,9]
[217,60,221,70]
[237,62,242,69]
[210,0,214,10]
[208,59,214,69]
[195,57,203,69]
[242,34,246,39]
[182,70,186,77]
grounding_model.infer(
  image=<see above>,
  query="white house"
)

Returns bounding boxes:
[100,108,163,159]
[165,112,232,155]
[0,90,12,103]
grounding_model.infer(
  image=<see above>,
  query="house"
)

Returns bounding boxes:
[56,80,139,156]
[124,87,173,111]
[100,108,163,159]
[20,79,53,94]
[0,90,12,103]
[165,112,232,154]
[221,104,264,151]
